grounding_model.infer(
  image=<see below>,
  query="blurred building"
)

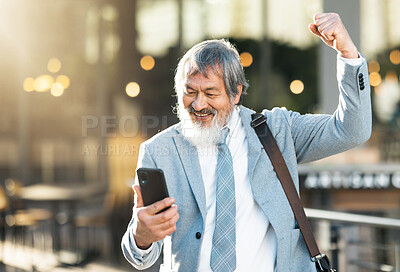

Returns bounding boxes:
[0,0,400,270]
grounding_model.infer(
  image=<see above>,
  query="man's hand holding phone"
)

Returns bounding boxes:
[132,185,180,250]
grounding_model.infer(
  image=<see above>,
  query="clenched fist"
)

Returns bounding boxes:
[309,13,359,59]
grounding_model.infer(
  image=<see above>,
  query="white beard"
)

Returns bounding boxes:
[177,102,232,147]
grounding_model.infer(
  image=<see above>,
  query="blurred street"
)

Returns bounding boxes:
[1,241,129,272]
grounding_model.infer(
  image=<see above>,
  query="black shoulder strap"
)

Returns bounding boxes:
[251,113,335,272]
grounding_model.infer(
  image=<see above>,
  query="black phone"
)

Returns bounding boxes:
[136,167,170,213]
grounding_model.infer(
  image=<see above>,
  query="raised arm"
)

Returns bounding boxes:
[289,13,371,163]
[309,13,358,59]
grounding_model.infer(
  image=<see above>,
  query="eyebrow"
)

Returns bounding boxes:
[185,84,219,92]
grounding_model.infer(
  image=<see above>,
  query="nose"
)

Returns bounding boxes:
[192,93,208,111]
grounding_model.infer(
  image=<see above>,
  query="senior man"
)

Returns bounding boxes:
[122,13,371,272]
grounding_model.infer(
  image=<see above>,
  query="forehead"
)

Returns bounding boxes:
[185,66,224,86]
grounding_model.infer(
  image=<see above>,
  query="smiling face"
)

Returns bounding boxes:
[182,67,241,128]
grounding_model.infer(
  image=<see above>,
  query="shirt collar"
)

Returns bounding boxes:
[225,106,241,144]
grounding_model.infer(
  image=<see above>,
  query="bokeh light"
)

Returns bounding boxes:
[56,75,71,89]
[126,82,140,97]
[34,77,47,92]
[42,75,54,86]
[48,58,62,73]
[385,70,398,82]
[369,72,382,87]
[290,80,304,94]
[368,61,380,73]
[240,52,253,67]
[34,75,54,92]
[23,77,35,92]
[51,82,64,97]
[140,56,155,71]
[389,50,400,65]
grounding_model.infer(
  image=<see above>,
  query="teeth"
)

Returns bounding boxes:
[194,112,210,117]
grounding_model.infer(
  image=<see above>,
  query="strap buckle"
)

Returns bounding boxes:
[312,254,336,272]
[251,114,266,128]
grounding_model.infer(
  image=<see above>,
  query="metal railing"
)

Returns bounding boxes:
[305,208,400,272]
[305,208,400,229]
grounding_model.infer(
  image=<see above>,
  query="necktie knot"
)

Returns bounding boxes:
[218,127,230,146]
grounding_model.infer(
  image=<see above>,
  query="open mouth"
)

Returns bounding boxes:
[193,112,211,117]
[187,106,216,121]
[191,111,213,122]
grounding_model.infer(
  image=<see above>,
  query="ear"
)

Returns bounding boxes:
[234,84,243,105]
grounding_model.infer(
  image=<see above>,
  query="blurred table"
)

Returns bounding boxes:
[17,183,106,264]
[18,183,105,201]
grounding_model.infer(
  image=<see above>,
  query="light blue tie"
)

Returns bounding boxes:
[210,128,236,272]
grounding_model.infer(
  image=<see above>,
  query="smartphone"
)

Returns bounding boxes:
[136,167,170,213]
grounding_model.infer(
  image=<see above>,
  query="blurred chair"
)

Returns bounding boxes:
[2,179,52,252]
[1,184,39,268]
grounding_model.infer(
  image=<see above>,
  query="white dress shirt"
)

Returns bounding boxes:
[196,107,276,272]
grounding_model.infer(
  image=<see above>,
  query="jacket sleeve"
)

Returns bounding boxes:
[121,143,164,270]
[287,54,371,163]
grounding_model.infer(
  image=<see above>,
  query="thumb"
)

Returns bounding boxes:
[133,185,144,208]
[308,23,322,38]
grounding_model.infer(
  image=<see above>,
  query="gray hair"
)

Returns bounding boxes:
[174,39,249,105]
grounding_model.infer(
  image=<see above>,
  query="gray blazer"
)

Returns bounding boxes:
[122,57,371,271]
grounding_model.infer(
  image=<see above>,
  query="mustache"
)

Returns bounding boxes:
[187,106,217,115]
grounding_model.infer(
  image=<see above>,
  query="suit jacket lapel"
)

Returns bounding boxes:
[240,107,262,181]
[240,107,289,241]
[172,127,207,222]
